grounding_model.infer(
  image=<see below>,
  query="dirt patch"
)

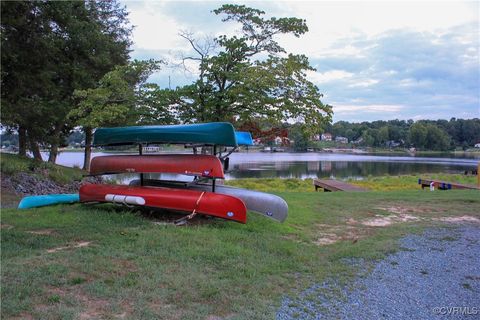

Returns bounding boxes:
[206,315,237,320]
[0,223,14,229]
[149,300,179,319]
[362,214,421,227]
[75,291,110,320]
[27,229,56,235]
[376,205,447,216]
[109,258,139,277]
[314,224,364,245]
[113,300,133,319]
[435,216,480,224]
[315,234,340,245]
[377,206,413,214]
[281,234,302,243]
[9,312,34,320]
[43,286,125,319]
[47,241,92,253]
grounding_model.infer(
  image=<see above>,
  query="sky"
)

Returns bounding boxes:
[122,0,480,122]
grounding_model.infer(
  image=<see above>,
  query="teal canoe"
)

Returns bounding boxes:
[235,131,254,146]
[18,194,79,209]
[93,122,238,147]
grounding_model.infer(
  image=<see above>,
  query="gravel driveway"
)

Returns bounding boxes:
[277,224,480,320]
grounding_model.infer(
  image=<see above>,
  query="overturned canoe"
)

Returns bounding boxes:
[235,131,254,146]
[93,122,238,147]
[130,179,288,222]
[18,194,79,209]
[89,154,225,178]
[79,184,247,223]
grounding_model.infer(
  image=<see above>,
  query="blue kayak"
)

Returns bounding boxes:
[235,131,254,146]
[18,194,80,209]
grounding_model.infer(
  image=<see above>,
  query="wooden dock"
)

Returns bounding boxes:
[313,179,367,192]
[418,178,480,191]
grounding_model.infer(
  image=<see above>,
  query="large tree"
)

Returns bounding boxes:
[171,5,332,130]
[69,60,173,170]
[1,0,131,161]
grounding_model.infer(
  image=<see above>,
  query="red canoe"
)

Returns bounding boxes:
[89,154,224,178]
[79,184,246,223]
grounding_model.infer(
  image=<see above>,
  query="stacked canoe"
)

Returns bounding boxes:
[80,122,288,224]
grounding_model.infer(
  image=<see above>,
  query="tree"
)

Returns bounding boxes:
[289,123,310,151]
[172,5,332,131]
[424,124,451,151]
[409,122,428,149]
[69,60,169,170]
[1,0,132,162]
[378,126,390,146]
[1,1,55,158]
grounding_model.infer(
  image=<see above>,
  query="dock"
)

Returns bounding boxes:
[418,178,480,191]
[313,179,367,192]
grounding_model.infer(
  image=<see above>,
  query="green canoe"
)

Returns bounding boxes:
[93,122,238,147]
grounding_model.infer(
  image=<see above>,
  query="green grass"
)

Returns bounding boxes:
[348,174,478,191]
[225,174,478,193]
[226,178,314,192]
[2,190,479,319]
[1,153,85,185]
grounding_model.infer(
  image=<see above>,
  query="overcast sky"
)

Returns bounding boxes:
[122,0,479,122]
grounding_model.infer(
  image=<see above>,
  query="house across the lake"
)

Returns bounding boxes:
[335,136,348,144]
[321,133,332,141]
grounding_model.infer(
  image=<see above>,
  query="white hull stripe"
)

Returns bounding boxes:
[105,194,146,206]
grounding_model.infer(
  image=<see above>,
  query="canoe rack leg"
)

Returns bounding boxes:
[138,144,144,186]
[174,192,205,226]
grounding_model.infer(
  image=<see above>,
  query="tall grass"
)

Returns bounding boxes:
[1,153,85,184]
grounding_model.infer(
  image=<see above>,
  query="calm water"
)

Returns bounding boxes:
[45,151,479,180]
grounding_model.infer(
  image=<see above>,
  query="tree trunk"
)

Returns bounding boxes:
[28,134,43,161]
[48,125,63,163]
[83,127,93,171]
[48,143,59,163]
[18,126,27,157]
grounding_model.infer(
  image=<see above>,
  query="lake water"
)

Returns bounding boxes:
[44,151,479,180]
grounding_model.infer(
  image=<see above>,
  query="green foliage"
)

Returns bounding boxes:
[288,123,313,151]
[171,4,332,129]
[1,0,132,154]
[69,60,165,128]
[322,118,476,150]
[409,122,451,150]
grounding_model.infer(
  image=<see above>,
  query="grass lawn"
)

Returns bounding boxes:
[2,189,479,319]
[225,174,478,192]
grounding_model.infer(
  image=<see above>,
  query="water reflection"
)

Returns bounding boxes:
[225,160,475,180]
[43,151,478,180]
[224,152,477,180]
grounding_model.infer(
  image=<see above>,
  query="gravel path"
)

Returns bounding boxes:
[277,224,480,319]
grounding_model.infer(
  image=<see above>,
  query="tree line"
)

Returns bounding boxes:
[323,118,480,151]
[1,2,331,170]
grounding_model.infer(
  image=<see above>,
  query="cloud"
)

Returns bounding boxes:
[334,104,404,114]
[311,23,479,121]
[307,70,353,83]
[122,0,479,121]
